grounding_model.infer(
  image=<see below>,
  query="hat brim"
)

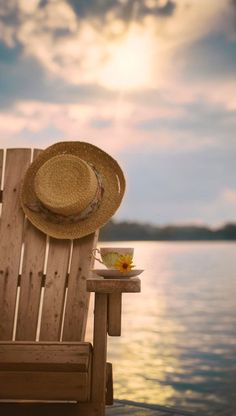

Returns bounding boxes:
[21,141,126,239]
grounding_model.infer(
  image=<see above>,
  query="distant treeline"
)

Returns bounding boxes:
[99,221,236,241]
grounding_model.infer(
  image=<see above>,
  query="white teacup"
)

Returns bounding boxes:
[92,247,134,269]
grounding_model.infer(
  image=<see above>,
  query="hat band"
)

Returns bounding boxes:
[26,164,104,225]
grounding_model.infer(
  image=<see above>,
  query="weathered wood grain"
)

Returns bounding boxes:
[63,231,98,342]
[0,149,3,204]
[0,341,91,371]
[39,238,71,341]
[106,362,113,405]
[0,149,31,340]
[0,371,90,401]
[15,222,46,340]
[108,293,122,336]
[16,149,46,341]
[87,278,141,293]
[91,293,108,406]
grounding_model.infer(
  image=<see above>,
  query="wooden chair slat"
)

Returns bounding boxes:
[16,222,46,340]
[0,371,90,401]
[62,232,98,342]
[0,149,3,200]
[16,149,47,341]
[39,239,71,341]
[0,342,91,372]
[0,149,31,340]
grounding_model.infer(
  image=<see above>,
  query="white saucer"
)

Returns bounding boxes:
[91,269,144,279]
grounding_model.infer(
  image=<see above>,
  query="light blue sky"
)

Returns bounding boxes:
[0,0,236,226]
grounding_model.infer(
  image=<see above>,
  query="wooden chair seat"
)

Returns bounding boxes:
[0,342,92,401]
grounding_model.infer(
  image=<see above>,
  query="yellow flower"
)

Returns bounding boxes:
[114,254,134,273]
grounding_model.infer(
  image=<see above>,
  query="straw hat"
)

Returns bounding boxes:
[20,141,126,239]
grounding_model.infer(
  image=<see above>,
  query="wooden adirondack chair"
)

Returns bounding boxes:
[0,148,141,416]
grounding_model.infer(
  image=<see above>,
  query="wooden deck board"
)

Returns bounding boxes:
[0,400,192,416]
[107,401,194,416]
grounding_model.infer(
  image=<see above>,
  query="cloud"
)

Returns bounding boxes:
[0,41,21,63]
[0,98,139,153]
[68,0,176,22]
[0,0,232,93]
[176,33,236,82]
[0,80,235,158]
[222,189,236,205]
[135,99,236,148]
[0,50,118,111]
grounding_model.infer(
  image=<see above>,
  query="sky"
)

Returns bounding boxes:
[0,0,236,227]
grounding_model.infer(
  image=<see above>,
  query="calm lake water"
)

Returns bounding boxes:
[87,241,236,416]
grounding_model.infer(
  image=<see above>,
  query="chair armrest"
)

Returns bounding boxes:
[87,277,141,337]
[86,277,141,293]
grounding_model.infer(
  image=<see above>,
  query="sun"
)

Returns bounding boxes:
[99,26,154,91]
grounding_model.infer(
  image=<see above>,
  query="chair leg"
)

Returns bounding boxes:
[106,362,113,405]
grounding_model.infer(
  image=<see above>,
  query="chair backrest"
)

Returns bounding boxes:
[0,148,98,342]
